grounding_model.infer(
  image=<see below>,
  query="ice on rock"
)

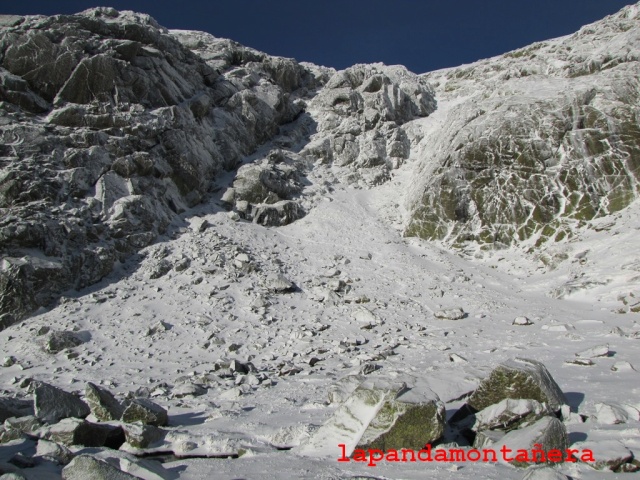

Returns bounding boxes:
[473,398,550,432]
[297,377,445,458]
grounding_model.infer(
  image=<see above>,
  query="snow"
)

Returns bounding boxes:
[2,3,640,479]
[3,165,640,477]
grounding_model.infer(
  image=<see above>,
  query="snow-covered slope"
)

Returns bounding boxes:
[1,3,640,480]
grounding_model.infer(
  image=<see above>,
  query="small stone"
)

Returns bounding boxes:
[565,358,594,366]
[43,331,85,354]
[36,326,50,336]
[266,274,295,293]
[449,353,468,363]
[512,316,533,326]
[172,383,206,398]
[575,344,609,358]
[434,308,466,320]
[2,357,16,367]
[235,253,250,264]
[146,321,170,336]
[189,217,210,233]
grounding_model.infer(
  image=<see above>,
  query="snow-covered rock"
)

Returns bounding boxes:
[297,377,444,457]
[468,358,567,412]
[493,416,569,467]
[473,398,550,432]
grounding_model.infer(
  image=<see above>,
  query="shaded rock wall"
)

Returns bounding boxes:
[0,7,322,322]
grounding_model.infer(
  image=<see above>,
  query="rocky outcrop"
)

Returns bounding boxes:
[304,63,435,186]
[0,7,323,323]
[406,3,640,248]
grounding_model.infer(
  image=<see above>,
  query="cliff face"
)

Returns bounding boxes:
[405,3,640,249]
[1,4,640,323]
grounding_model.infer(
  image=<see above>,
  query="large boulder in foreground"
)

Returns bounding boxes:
[62,455,138,480]
[490,416,569,467]
[121,399,168,427]
[473,398,551,433]
[85,383,124,422]
[468,358,567,413]
[34,382,90,424]
[296,377,445,457]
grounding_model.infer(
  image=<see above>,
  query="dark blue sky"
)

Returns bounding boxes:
[2,1,635,73]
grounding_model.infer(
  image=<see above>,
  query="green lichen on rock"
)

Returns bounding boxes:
[296,377,445,458]
[358,398,445,451]
[468,358,567,412]
[406,62,640,250]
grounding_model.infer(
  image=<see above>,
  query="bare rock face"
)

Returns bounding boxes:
[0,7,323,323]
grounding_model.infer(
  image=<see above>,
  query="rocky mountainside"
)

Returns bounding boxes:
[406,3,640,249]
[0,8,434,324]
[1,4,640,480]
